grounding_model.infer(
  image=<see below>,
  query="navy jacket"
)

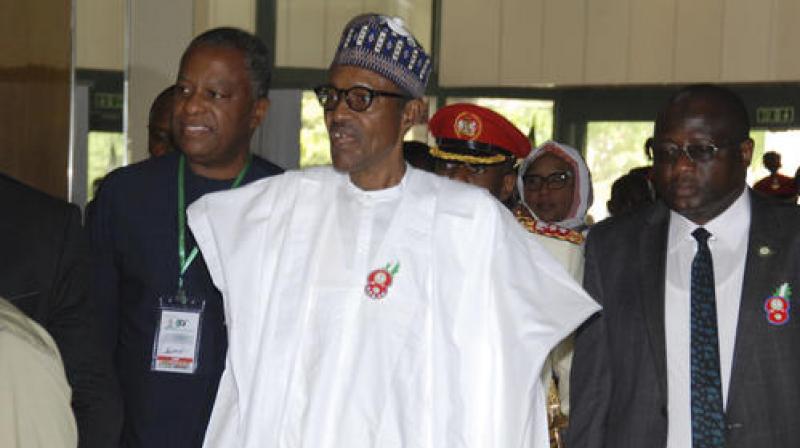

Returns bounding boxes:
[90,151,282,447]
[568,192,800,448]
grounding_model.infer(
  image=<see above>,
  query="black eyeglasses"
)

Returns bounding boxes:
[313,85,410,112]
[647,140,739,164]
[523,171,573,192]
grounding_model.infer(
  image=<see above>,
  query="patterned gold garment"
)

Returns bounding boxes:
[547,374,568,448]
[513,206,584,245]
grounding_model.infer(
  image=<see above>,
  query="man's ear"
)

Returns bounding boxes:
[250,98,270,130]
[740,137,754,167]
[401,98,426,133]
[499,170,517,202]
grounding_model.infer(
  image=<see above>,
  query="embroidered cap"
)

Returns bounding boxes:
[428,103,531,165]
[332,14,431,98]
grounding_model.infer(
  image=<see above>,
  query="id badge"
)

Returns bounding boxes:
[151,293,205,374]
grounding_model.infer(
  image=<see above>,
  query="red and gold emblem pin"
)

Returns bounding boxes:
[365,262,400,300]
[453,111,482,141]
[764,283,791,326]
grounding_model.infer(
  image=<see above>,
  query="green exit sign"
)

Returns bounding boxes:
[756,106,794,126]
[94,93,124,110]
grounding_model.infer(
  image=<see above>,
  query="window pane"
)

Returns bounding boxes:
[88,131,125,199]
[585,121,653,223]
[748,129,800,190]
[299,91,331,168]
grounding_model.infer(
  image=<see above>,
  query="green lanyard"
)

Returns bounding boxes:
[177,153,251,293]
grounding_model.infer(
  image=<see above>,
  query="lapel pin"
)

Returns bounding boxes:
[364,261,400,300]
[764,282,791,326]
[758,246,772,257]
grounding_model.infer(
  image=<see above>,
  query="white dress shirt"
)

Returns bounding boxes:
[665,189,750,448]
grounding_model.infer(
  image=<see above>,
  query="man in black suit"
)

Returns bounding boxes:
[568,84,800,448]
[90,27,283,447]
[0,172,121,447]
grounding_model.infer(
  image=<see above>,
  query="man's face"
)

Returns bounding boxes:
[651,102,752,225]
[324,65,410,176]
[172,45,268,168]
[522,153,576,223]
[434,159,515,201]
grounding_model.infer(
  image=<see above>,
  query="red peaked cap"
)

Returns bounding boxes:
[428,103,531,165]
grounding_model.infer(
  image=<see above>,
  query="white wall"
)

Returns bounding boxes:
[76,0,124,70]
[438,0,800,87]
[274,0,433,68]
[76,0,800,162]
[127,0,194,162]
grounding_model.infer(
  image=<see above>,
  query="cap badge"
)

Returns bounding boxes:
[365,261,400,300]
[764,282,791,326]
[454,111,482,141]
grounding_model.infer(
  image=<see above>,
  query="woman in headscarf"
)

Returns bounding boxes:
[516,140,593,233]
[513,140,594,448]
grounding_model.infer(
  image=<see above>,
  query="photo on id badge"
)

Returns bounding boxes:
[152,291,205,374]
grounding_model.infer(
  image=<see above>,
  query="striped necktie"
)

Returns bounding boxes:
[690,227,725,447]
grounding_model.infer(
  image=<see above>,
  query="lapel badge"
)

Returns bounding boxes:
[365,261,400,300]
[764,282,791,326]
[758,245,773,257]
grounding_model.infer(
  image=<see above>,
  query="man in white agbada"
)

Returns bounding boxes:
[188,14,599,448]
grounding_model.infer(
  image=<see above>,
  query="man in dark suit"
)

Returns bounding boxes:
[568,84,800,448]
[90,27,283,447]
[0,172,121,447]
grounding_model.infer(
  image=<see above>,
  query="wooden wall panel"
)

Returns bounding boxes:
[439,0,501,86]
[673,0,724,82]
[627,0,675,83]
[541,0,586,85]
[0,1,27,66]
[499,0,544,85]
[721,0,771,82]
[770,0,800,80]
[0,0,70,199]
[585,0,629,84]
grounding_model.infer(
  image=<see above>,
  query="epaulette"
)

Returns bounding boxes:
[514,207,584,245]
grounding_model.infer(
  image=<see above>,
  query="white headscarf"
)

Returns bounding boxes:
[516,140,593,231]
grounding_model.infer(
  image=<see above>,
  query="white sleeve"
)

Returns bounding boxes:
[0,320,78,448]
[187,195,226,293]
[487,203,599,447]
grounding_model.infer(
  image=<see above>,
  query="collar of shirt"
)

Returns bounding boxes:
[344,164,411,204]
[667,188,751,255]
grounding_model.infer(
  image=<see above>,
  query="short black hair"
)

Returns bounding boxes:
[183,27,272,99]
[656,84,750,142]
[763,151,780,164]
